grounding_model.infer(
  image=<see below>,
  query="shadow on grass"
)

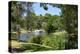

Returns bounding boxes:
[10,43,54,53]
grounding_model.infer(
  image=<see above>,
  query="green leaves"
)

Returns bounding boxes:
[43,15,61,34]
[44,6,48,10]
[28,31,68,50]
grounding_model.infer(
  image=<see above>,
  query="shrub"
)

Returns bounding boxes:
[41,31,68,50]
[28,31,68,50]
[28,36,43,44]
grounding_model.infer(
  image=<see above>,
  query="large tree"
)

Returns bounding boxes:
[60,5,78,49]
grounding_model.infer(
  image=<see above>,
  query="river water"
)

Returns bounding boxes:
[17,30,46,41]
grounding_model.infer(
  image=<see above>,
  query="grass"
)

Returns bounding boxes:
[10,31,68,52]
[20,43,54,52]
[10,40,53,52]
[11,40,20,48]
[39,31,68,50]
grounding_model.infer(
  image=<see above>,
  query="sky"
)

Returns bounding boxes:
[32,3,61,16]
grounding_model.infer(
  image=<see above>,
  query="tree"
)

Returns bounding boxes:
[10,1,27,30]
[60,5,78,49]
[23,2,34,31]
[41,3,78,49]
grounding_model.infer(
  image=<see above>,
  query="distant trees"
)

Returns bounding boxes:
[42,13,61,34]
[10,2,61,33]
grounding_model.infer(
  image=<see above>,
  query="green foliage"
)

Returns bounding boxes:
[43,14,61,34]
[28,31,68,50]
[41,31,68,50]
[60,5,78,49]
[40,3,48,10]
[44,6,48,10]
[28,36,42,44]
[20,44,53,52]
[10,1,78,49]
[11,32,17,40]
[45,23,55,34]
[42,4,78,49]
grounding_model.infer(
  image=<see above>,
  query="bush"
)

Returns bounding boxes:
[28,36,43,44]
[28,31,68,50]
[41,31,68,50]
[44,24,58,34]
